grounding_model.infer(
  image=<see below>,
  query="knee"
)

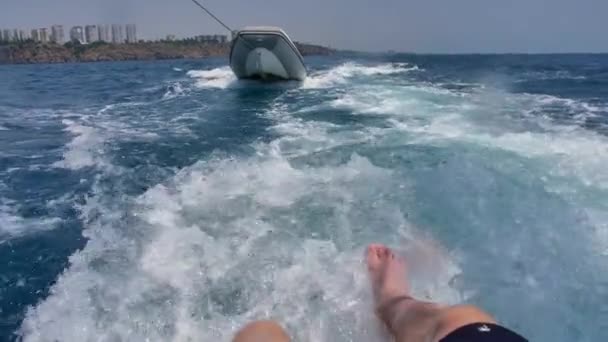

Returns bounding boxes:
[233,320,290,342]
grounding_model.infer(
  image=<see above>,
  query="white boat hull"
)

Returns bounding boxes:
[230,27,307,81]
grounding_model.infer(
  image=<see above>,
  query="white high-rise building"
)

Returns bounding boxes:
[85,25,99,43]
[39,28,49,43]
[51,25,65,44]
[19,30,28,41]
[70,26,84,43]
[126,24,137,43]
[98,25,110,42]
[31,29,40,42]
[111,24,124,44]
[1,30,10,42]
[12,29,19,41]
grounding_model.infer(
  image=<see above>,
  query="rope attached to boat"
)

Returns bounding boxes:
[188,0,234,33]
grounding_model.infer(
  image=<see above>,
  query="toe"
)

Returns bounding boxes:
[367,244,386,269]
[368,244,395,270]
[367,244,384,256]
[379,246,391,259]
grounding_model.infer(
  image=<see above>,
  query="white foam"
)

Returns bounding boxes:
[0,199,60,244]
[264,100,377,158]
[20,148,463,341]
[163,82,186,100]
[527,93,602,114]
[53,106,169,171]
[0,124,8,130]
[302,62,418,89]
[397,95,608,189]
[53,119,106,170]
[325,76,608,191]
[331,89,418,115]
[0,202,29,241]
[339,77,608,264]
[353,63,419,76]
[520,70,587,81]
[481,129,608,188]
[187,67,237,89]
[329,83,462,118]
[308,69,608,258]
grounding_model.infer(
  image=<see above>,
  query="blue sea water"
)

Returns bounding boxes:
[1,54,608,341]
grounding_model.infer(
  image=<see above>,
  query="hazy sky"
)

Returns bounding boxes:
[1,0,606,53]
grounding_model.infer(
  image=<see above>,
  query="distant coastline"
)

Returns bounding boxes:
[0,40,334,65]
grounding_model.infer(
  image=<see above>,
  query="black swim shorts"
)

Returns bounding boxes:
[440,323,528,342]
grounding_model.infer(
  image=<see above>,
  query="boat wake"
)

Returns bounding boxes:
[187,67,237,89]
[12,57,608,342]
[303,62,419,89]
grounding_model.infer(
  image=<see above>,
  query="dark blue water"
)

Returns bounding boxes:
[1,54,607,341]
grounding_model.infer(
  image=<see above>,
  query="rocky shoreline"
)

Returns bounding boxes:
[0,41,334,65]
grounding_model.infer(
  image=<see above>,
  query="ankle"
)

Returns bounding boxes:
[376,296,415,332]
[379,298,442,337]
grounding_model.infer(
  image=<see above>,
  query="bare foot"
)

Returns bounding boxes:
[366,244,500,342]
[366,244,411,308]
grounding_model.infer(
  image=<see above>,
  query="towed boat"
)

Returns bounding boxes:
[230,26,307,81]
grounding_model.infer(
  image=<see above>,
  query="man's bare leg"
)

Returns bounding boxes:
[233,320,290,342]
[367,244,496,342]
